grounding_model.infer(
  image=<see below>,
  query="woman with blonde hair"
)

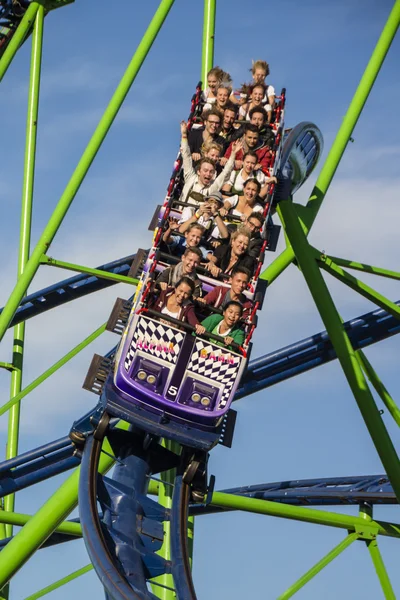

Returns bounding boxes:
[202,66,232,105]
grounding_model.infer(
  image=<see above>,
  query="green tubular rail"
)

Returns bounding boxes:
[261,0,400,286]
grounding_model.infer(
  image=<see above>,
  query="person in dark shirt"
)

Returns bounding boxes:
[232,107,275,148]
[205,227,255,278]
[155,247,203,297]
[188,108,225,161]
[197,266,253,319]
[243,212,266,259]
[219,103,239,150]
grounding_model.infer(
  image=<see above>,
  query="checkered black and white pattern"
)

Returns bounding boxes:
[187,340,241,408]
[124,316,185,371]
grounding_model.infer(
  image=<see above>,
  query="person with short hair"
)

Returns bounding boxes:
[179,121,242,205]
[198,267,253,319]
[156,247,203,297]
[149,277,199,327]
[195,301,245,348]
[206,227,255,277]
[222,124,260,170]
[219,103,239,148]
[243,212,266,258]
[162,221,208,258]
[188,108,225,161]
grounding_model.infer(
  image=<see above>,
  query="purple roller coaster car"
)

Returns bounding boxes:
[112,312,246,429]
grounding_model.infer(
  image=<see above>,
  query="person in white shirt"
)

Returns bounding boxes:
[222,178,264,220]
[179,121,243,205]
[222,151,275,199]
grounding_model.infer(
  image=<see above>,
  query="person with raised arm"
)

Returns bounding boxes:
[179,121,243,205]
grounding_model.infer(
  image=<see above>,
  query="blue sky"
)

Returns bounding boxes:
[0,0,399,598]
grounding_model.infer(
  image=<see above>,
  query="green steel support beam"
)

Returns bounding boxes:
[0,323,106,418]
[277,199,400,503]
[0,364,17,372]
[24,564,92,600]
[151,441,179,599]
[277,533,359,600]
[260,0,400,285]
[210,493,400,538]
[0,0,176,344]
[325,255,400,281]
[356,350,400,427]
[0,425,128,588]
[201,0,216,84]
[317,254,400,320]
[0,2,39,81]
[5,5,44,542]
[0,510,81,536]
[40,255,139,286]
[367,539,396,599]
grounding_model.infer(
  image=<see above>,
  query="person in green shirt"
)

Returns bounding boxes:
[195,301,245,349]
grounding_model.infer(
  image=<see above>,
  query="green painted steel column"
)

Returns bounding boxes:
[151,440,178,599]
[261,0,400,285]
[0,2,39,82]
[356,350,400,427]
[0,0,176,343]
[201,0,216,84]
[367,539,396,599]
[278,199,400,503]
[278,533,359,599]
[4,5,44,541]
[24,564,93,600]
[0,426,128,588]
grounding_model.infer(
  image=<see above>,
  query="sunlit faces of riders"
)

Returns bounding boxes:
[242,154,257,174]
[198,161,216,186]
[216,87,230,108]
[174,282,193,305]
[250,85,264,106]
[223,108,236,130]
[230,271,249,295]
[181,251,200,275]
[250,111,266,130]
[244,129,259,149]
[231,234,249,256]
[207,74,218,93]
[223,304,242,328]
[205,115,221,135]
[205,147,221,162]
[243,181,259,203]
[185,226,203,247]
[253,67,267,84]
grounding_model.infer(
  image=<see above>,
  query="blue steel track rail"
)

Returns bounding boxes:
[79,425,197,600]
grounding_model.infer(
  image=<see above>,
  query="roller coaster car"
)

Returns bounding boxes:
[95,307,243,452]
